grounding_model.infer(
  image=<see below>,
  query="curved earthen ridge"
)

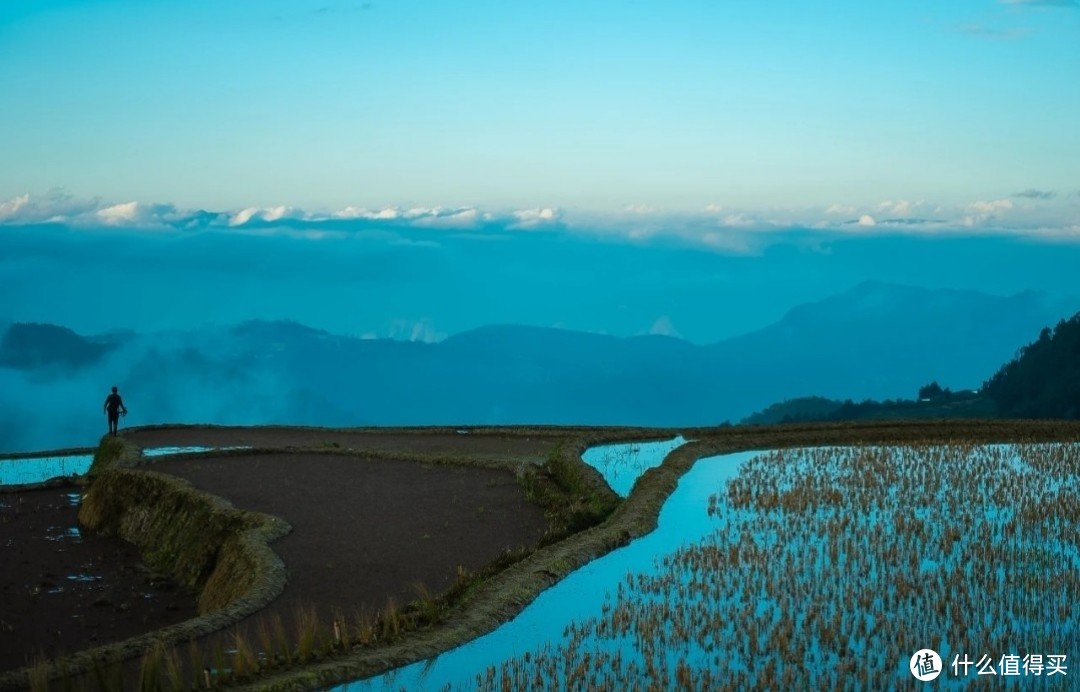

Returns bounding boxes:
[0,424,639,690]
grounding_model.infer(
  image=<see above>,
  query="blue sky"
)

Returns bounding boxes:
[1,0,1078,219]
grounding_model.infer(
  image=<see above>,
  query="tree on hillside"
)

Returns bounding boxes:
[741,396,843,425]
[917,382,949,400]
[983,313,1080,419]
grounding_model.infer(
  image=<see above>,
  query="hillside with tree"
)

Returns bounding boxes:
[741,312,1080,425]
[983,313,1080,419]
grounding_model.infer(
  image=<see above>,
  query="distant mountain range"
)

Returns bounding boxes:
[0,322,121,371]
[707,280,1066,408]
[0,281,1074,452]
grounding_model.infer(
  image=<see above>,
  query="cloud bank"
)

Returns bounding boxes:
[1,189,1078,254]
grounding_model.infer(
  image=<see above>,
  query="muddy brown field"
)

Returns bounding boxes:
[0,488,194,673]
[1,426,582,687]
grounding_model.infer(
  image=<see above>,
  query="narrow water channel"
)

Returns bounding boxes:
[339,441,756,691]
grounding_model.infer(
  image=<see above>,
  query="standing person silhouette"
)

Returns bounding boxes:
[104,386,128,436]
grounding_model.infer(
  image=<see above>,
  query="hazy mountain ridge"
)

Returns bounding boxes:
[707,281,1067,403]
[0,322,123,371]
[0,282,1072,452]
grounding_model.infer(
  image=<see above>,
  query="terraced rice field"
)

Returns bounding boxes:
[477,444,1077,690]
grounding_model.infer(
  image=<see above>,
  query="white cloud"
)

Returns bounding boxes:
[510,207,561,229]
[876,200,921,216]
[721,213,755,227]
[962,199,1014,227]
[3,190,1078,245]
[649,316,681,338]
[513,207,557,222]
[261,205,290,222]
[331,206,364,219]
[0,190,102,224]
[96,201,141,224]
[410,207,481,229]
[0,193,30,220]
[229,208,259,226]
[228,205,302,226]
[0,194,538,233]
[387,318,443,343]
[968,199,1014,215]
[333,206,401,220]
[0,192,188,227]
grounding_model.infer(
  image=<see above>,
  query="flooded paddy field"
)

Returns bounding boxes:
[341,441,1077,691]
[0,455,93,487]
[477,444,1078,690]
